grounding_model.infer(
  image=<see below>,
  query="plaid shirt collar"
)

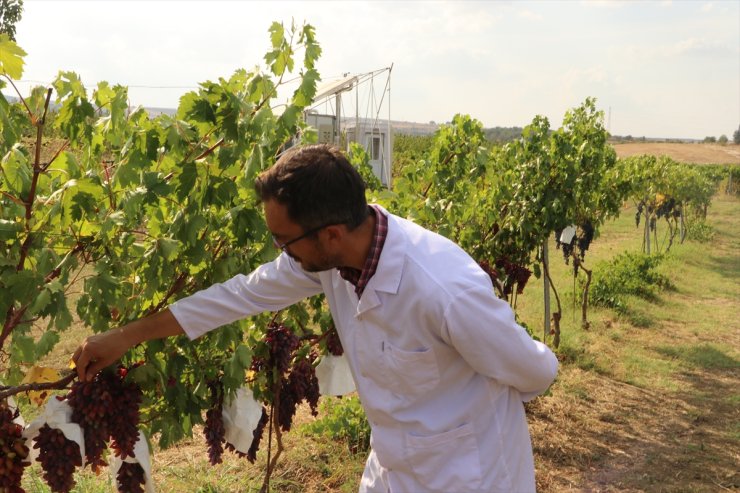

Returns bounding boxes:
[338,205,388,298]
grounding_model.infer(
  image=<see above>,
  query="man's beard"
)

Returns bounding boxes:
[287,243,342,273]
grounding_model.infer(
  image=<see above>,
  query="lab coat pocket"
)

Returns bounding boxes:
[382,342,440,397]
[406,422,482,492]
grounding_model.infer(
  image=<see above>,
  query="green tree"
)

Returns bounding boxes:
[733,125,740,145]
[0,0,23,41]
[718,134,728,145]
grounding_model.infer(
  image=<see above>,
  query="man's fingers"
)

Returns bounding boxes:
[86,359,109,382]
[75,342,92,381]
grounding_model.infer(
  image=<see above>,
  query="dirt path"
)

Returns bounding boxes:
[530,345,739,492]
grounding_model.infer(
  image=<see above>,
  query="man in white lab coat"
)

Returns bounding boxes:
[73,144,558,492]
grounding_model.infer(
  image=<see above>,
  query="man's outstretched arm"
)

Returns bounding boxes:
[72,308,185,382]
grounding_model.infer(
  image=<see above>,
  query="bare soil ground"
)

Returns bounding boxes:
[530,361,739,492]
[612,143,740,165]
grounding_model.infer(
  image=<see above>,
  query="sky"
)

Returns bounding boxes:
[6,0,740,140]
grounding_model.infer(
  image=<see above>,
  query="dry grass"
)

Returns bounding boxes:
[612,142,740,164]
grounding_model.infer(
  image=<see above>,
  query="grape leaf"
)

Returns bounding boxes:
[0,34,26,79]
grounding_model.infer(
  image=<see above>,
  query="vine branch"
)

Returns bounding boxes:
[0,371,76,400]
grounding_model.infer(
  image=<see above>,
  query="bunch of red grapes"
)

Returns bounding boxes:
[0,403,30,493]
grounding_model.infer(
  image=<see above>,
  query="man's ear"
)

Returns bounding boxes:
[323,224,345,244]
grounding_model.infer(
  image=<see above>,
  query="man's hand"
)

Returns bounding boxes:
[72,327,134,382]
[71,309,186,382]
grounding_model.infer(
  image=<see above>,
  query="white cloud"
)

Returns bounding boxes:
[8,0,738,139]
[518,9,544,21]
[561,66,609,87]
[579,0,625,8]
[614,37,733,65]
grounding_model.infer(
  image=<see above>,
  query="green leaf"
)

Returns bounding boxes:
[244,145,264,182]
[12,334,35,363]
[51,299,73,331]
[0,219,21,240]
[235,344,251,367]
[268,22,285,49]
[300,24,321,69]
[29,288,52,314]
[128,362,161,387]
[157,238,180,261]
[292,69,320,107]
[6,270,40,304]
[35,331,60,360]
[176,162,197,201]
[1,145,32,196]
[178,91,216,124]
[0,34,27,79]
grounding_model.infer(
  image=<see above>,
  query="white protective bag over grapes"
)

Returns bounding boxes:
[22,398,85,463]
[222,386,263,454]
[315,354,356,396]
[110,430,155,493]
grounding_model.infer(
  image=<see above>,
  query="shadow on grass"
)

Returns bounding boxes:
[706,253,740,281]
[656,343,740,370]
[614,306,656,328]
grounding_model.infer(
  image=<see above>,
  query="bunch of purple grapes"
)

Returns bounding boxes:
[0,403,30,493]
[66,376,113,472]
[245,409,269,464]
[32,424,82,493]
[324,326,344,356]
[265,322,300,374]
[66,366,142,472]
[494,257,532,295]
[115,461,146,493]
[277,352,320,432]
[204,381,226,465]
[108,367,143,460]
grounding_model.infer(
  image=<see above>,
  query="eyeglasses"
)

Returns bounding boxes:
[272,223,336,252]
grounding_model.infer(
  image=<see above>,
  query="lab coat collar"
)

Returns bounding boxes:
[355,205,406,315]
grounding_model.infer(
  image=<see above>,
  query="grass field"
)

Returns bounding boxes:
[612,142,740,165]
[14,151,739,492]
[525,189,739,492]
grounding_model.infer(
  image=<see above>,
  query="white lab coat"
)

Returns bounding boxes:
[170,206,558,493]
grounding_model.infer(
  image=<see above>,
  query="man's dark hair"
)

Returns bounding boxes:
[254,144,369,231]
